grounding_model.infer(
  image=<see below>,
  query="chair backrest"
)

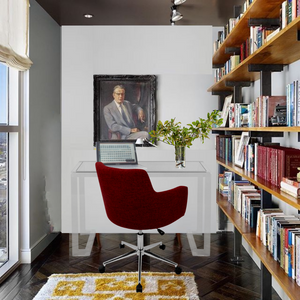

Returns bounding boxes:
[95,162,188,230]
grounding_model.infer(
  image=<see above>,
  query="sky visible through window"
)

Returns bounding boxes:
[0,63,8,125]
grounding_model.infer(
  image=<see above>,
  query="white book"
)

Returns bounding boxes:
[254,142,258,176]
[296,235,300,286]
[282,1,287,29]
[292,230,300,279]
[280,181,300,195]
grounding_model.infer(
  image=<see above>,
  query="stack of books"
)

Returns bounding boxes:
[280,177,300,198]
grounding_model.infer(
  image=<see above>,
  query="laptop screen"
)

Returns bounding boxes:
[96,141,138,165]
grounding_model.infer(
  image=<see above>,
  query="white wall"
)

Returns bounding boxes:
[22,0,61,262]
[61,26,220,233]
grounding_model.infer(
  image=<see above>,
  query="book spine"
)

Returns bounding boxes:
[296,235,300,285]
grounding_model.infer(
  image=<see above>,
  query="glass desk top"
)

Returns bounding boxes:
[75,161,206,174]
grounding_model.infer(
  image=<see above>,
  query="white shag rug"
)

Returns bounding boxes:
[33,271,200,299]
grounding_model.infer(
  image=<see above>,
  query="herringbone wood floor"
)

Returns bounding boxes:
[0,232,281,299]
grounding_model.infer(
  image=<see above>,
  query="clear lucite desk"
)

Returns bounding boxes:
[71,161,211,256]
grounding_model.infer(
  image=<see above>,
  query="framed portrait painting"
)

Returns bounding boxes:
[93,75,156,144]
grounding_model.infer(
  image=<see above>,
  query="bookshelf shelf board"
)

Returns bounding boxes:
[217,158,300,210]
[243,233,300,300]
[217,194,300,300]
[209,16,300,92]
[212,126,300,132]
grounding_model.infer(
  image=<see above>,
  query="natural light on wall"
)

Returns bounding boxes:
[0,0,32,71]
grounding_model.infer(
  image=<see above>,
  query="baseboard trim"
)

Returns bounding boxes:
[20,232,60,263]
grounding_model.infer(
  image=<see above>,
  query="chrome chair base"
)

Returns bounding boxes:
[99,230,182,292]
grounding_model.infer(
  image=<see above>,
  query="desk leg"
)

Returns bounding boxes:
[95,233,101,248]
[187,233,210,256]
[71,233,95,256]
[175,233,182,248]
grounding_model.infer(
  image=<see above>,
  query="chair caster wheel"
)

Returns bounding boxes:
[175,266,182,274]
[99,265,105,273]
[120,243,125,248]
[159,244,166,250]
[136,283,142,293]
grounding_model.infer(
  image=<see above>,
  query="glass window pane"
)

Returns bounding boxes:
[0,132,8,266]
[0,63,8,125]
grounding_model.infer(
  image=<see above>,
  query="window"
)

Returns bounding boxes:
[0,64,8,266]
[0,62,21,275]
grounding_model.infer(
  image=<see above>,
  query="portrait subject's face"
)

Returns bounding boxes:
[113,88,125,105]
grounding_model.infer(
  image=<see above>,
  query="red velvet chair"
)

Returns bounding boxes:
[95,162,188,293]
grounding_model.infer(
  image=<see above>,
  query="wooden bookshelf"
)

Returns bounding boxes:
[217,194,300,300]
[209,16,300,92]
[217,158,300,210]
[213,0,283,66]
[211,1,300,298]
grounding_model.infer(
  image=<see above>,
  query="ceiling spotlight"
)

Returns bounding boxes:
[84,14,94,19]
[174,0,186,5]
[171,6,183,22]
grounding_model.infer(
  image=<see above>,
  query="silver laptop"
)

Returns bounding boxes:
[96,141,138,165]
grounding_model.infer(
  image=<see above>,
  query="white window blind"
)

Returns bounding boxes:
[0,0,32,71]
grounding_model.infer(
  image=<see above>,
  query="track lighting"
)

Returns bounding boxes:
[171,5,183,23]
[170,0,185,25]
[174,0,186,5]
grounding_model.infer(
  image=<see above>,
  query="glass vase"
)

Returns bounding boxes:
[175,146,186,168]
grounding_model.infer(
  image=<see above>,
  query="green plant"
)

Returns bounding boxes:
[149,110,222,148]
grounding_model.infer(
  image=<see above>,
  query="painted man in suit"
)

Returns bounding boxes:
[103,85,149,140]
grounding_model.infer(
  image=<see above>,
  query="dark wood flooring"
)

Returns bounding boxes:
[0,232,281,299]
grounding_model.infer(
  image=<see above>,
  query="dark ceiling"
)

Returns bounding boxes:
[35,0,245,26]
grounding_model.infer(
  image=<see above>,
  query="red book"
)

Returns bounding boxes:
[277,147,300,185]
[270,147,278,186]
[257,145,263,178]
[262,146,267,180]
[266,146,273,183]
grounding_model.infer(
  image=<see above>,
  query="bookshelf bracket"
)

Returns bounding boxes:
[211,91,232,96]
[225,47,240,55]
[225,81,251,103]
[298,30,300,41]
[261,263,272,300]
[248,64,283,96]
[212,64,224,69]
[248,64,284,72]
[248,18,280,29]
[249,132,283,138]
[230,228,244,263]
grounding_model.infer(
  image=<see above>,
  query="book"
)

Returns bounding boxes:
[277,147,300,185]
[296,235,300,286]
[291,230,300,279]
[280,186,300,198]
[265,27,280,43]
[220,95,233,127]
[235,132,250,168]
[228,103,235,128]
[267,96,287,126]
[250,204,261,229]
[282,176,300,188]
[280,181,300,197]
